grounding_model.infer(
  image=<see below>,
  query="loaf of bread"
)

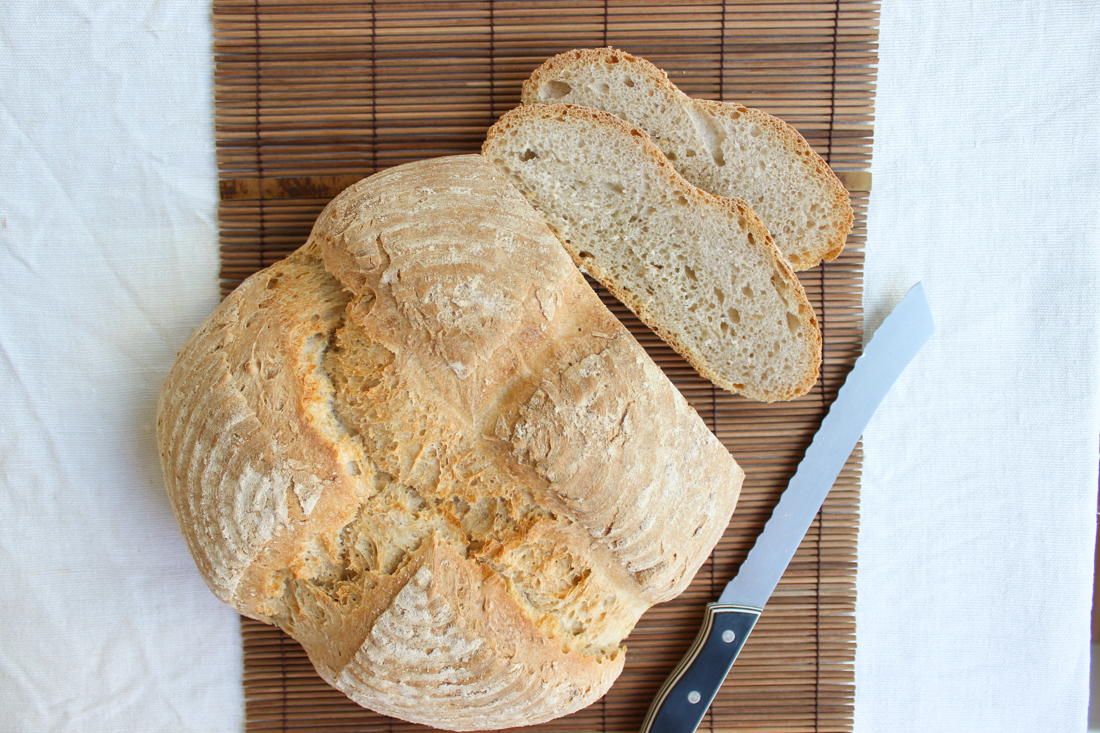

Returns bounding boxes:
[156,155,744,730]
[521,47,853,271]
[483,104,821,402]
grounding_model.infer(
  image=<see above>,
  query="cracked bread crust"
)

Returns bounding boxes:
[156,155,743,730]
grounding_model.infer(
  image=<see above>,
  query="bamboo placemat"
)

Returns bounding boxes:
[212,2,878,730]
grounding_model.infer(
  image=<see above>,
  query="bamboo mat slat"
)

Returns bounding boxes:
[212,1,878,731]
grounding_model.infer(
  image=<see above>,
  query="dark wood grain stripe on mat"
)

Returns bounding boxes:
[213,2,878,730]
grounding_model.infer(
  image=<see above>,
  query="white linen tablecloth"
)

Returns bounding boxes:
[0,3,239,731]
[859,3,1099,731]
[1,1,1096,731]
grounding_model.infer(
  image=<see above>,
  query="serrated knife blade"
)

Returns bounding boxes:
[640,282,935,733]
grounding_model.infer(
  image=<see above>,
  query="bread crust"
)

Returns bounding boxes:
[156,155,743,729]
[328,537,625,730]
[483,105,822,402]
[521,47,853,271]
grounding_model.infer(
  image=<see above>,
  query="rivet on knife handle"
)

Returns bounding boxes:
[639,283,935,733]
[639,604,760,733]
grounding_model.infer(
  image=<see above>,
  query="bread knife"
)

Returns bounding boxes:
[639,282,935,733]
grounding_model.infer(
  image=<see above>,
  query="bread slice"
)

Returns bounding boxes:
[483,104,820,402]
[521,47,853,271]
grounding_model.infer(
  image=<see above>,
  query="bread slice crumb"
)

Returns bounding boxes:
[521,47,853,271]
[484,104,821,402]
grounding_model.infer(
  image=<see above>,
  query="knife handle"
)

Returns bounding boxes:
[639,604,761,733]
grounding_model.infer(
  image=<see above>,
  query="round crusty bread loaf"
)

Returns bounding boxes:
[156,155,744,730]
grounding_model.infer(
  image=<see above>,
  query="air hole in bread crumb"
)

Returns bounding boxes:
[772,273,792,301]
[786,311,801,336]
[600,181,624,195]
[676,194,689,206]
[625,77,635,87]
[686,149,696,157]
[742,284,753,297]
[728,308,741,325]
[578,250,594,259]
[589,81,610,95]
[540,80,572,100]
[607,54,620,63]
[749,124,763,137]
[266,277,280,289]
[684,266,697,282]
[345,461,361,476]
[520,149,539,162]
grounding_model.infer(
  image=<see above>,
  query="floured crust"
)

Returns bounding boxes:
[156,155,743,729]
[157,243,360,614]
[330,538,624,730]
[521,47,853,271]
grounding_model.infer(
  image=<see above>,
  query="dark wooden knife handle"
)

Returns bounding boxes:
[639,604,761,733]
